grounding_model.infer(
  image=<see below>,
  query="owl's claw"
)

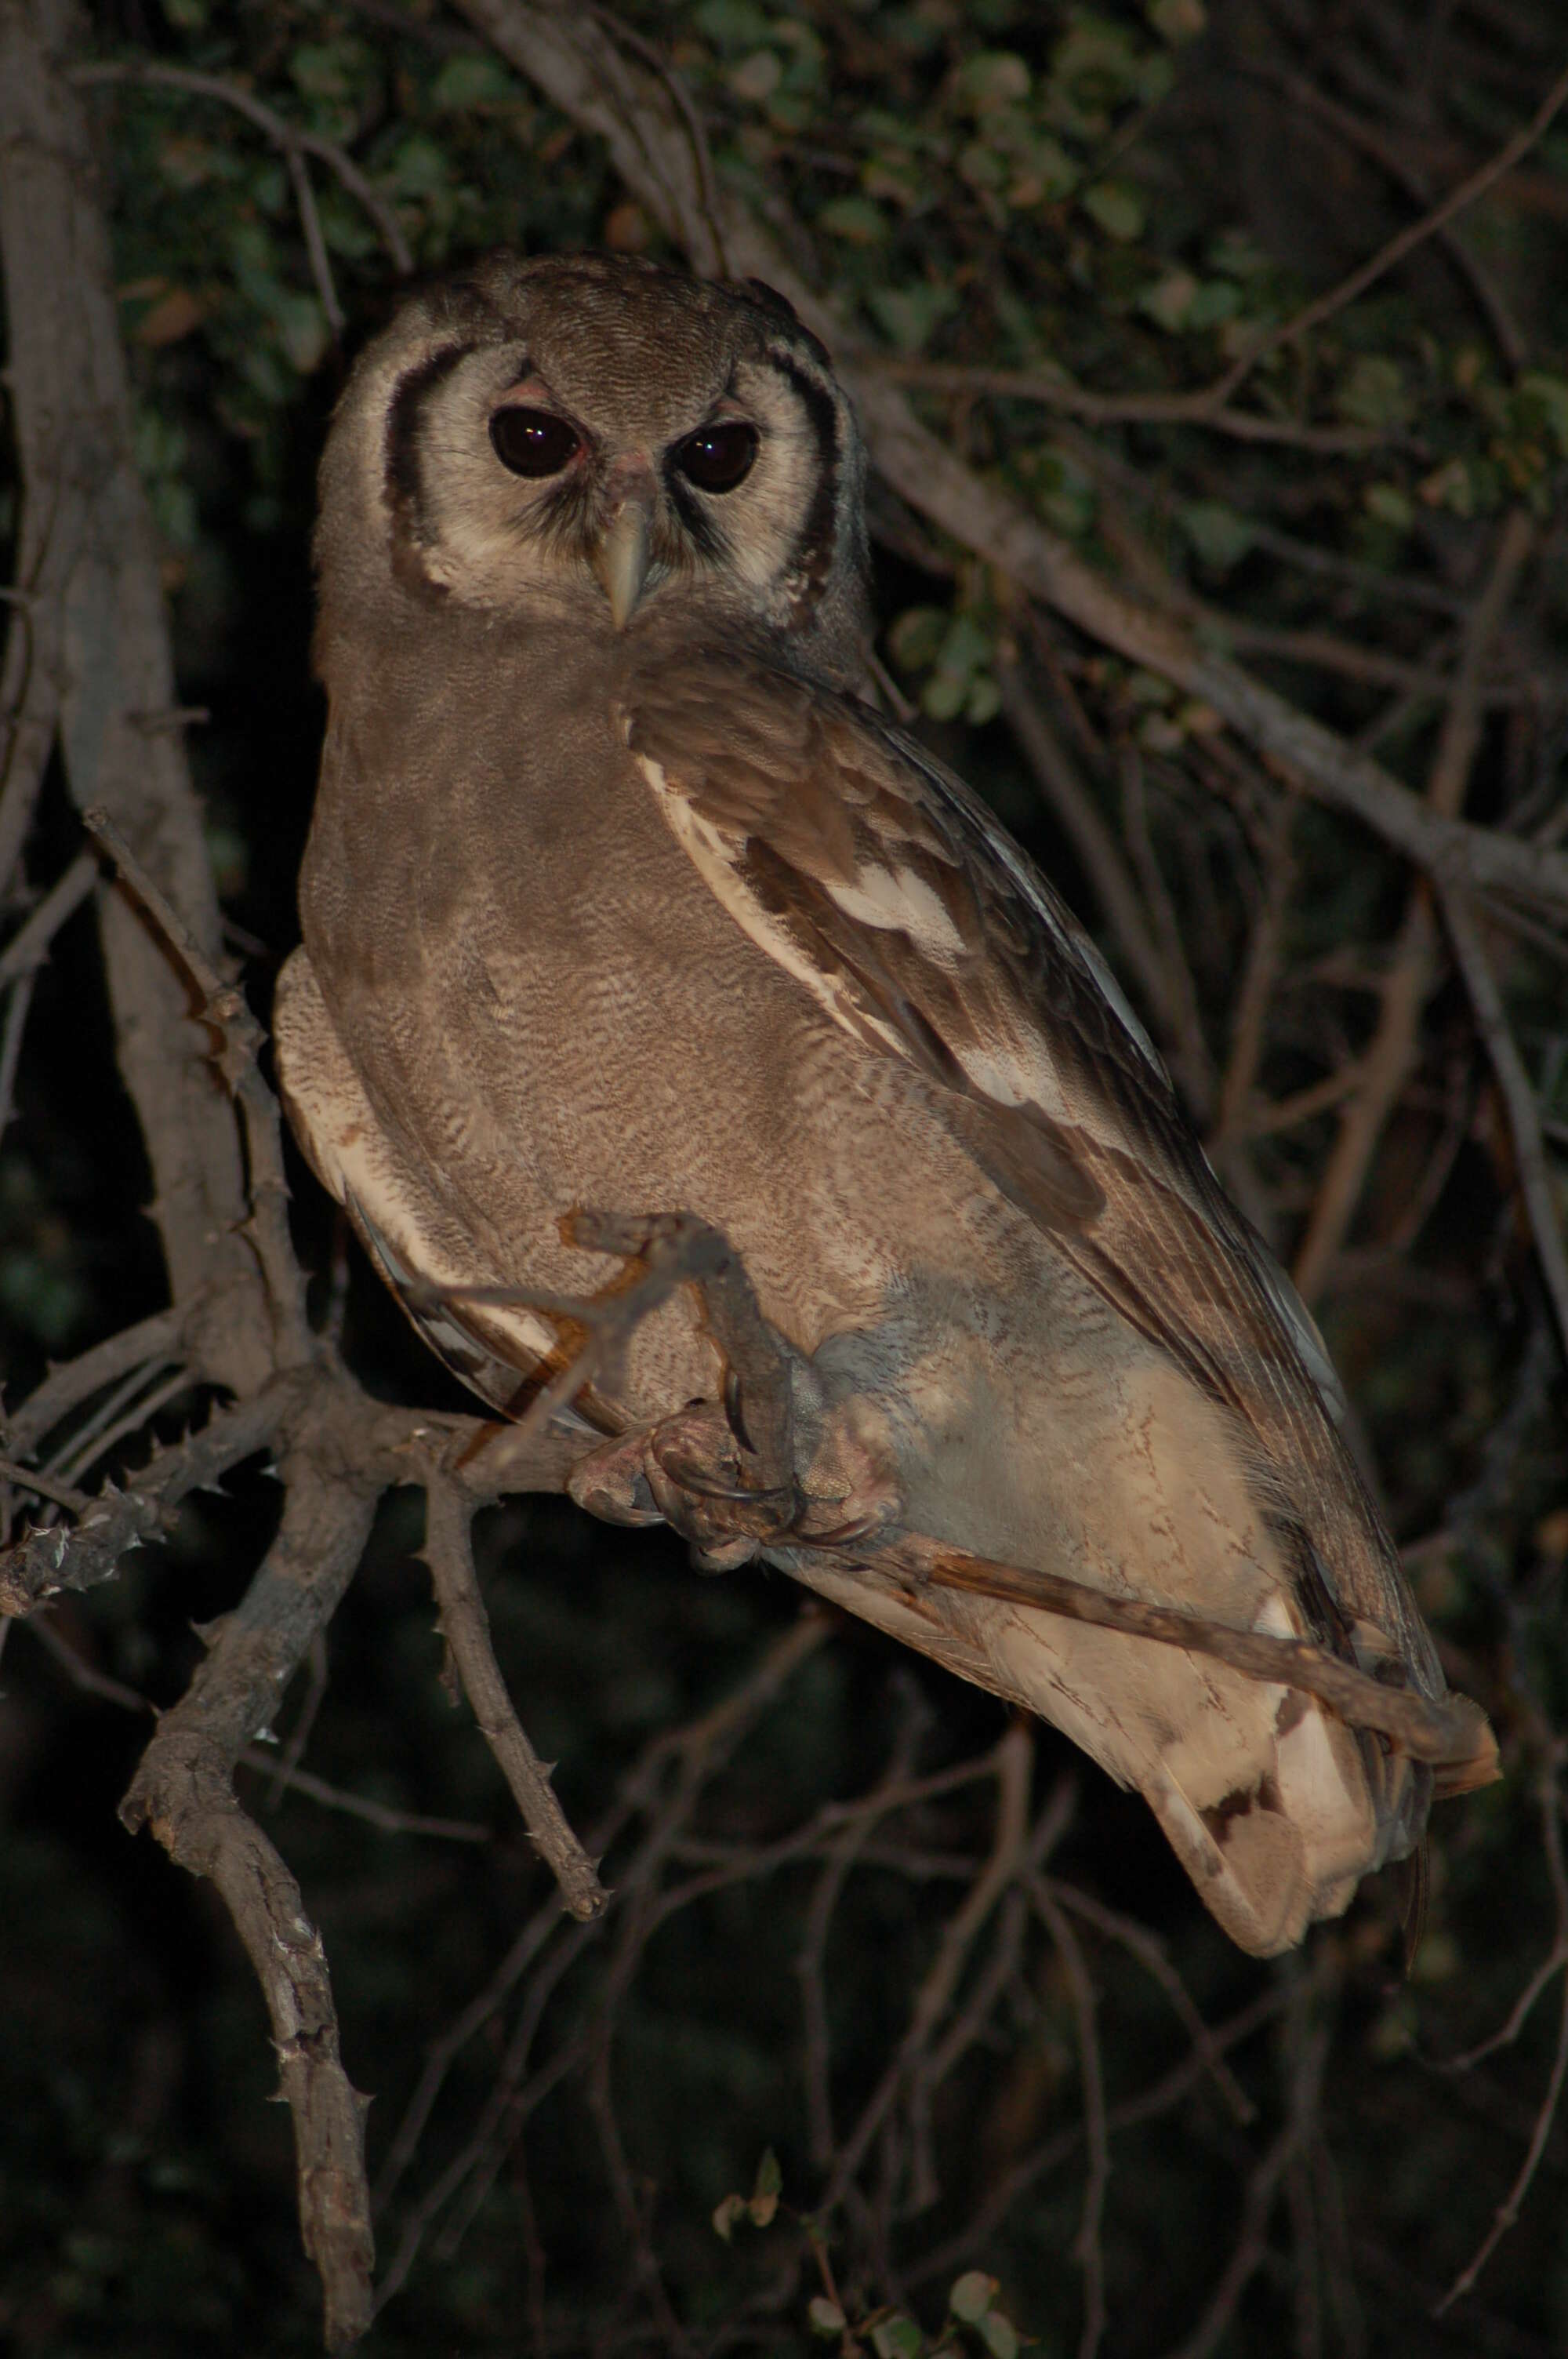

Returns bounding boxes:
[565,1400,797,1568]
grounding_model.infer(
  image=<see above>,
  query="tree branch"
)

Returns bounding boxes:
[422,1472,608,1920]
[0,0,274,1393]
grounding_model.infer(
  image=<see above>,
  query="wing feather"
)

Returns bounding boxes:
[620,648,1437,1681]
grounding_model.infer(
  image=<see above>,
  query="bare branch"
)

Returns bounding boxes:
[887,1534,1497,1775]
[422,1472,607,1921]
[85,805,312,1366]
[0,2,273,1390]
[866,355,1391,451]
[0,1377,307,1616]
[1210,61,1568,404]
[0,845,96,988]
[1032,1875,1109,2359]
[3,1305,187,1462]
[1437,887,1568,1363]
[120,1469,378,2346]
[1291,507,1537,1303]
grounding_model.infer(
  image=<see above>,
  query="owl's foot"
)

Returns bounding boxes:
[566,1398,903,1572]
[567,1402,795,1572]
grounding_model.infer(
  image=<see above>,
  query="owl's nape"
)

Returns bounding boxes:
[280,249,1495,1962]
[314,250,871,685]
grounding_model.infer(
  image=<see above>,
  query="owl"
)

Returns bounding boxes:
[275,251,1494,1957]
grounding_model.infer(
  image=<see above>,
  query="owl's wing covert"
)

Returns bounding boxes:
[622,649,1356,1478]
[623,649,1469,1713]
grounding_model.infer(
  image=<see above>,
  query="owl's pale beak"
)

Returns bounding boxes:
[593,464,656,630]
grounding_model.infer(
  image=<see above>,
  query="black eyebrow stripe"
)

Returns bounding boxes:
[767,344,840,604]
[383,343,469,545]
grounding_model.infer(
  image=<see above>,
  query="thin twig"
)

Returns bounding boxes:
[0,966,33,1143]
[1033,1876,1109,2359]
[878,1533,1497,1775]
[0,846,96,990]
[867,356,1389,450]
[1209,60,1568,408]
[85,805,312,1366]
[422,1472,607,1919]
[1293,507,1537,1302]
[1437,885,1568,1363]
[71,60,414,275]
[3,1306,186,1462]
[1436,1758,1568,2310]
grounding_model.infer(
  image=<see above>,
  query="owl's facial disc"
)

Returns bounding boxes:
[351,258,869,675]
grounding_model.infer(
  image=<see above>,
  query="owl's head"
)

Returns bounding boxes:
[316,250,870,685]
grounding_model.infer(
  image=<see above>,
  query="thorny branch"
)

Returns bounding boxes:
[421,1473,608,1920]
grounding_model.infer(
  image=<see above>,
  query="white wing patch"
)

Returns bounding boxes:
[827,863,967,963]
[636,748,1091,1135]
[636,751,909,1063]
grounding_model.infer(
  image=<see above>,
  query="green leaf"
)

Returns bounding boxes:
[1148,0,1205,38]
[808,2297,848,2336]
[1520,371,1568,456]
[1011,134,1077,203]
[430,53,519,110]
[966,674,1001,726]
[730,50,782,102]
[1185,279,1242,329]
[1178,500,1255,572]
[1335,355,1412,432]
[870,2317,925,2359]
[1140,268,1198,330]
[924,613,996,720]
[955,52,1031,111]
[1081,180,1145,241]
[867,282,958,354]
[289,41,365,102]
[980,2314,1020,2359]
[817,195,889,245]
[887,605,949,672]
[748,2146,782,2227]
[695,0,772,53]
[1363,482,1414,532]
[948,2270,997,2324]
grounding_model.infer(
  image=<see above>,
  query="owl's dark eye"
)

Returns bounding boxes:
[489,407,583,478]
[672,420,759,494]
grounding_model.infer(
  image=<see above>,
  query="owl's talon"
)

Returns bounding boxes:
[566,1438,662,1527]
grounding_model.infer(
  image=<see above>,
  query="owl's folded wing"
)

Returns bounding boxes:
[620,647,1439,1681]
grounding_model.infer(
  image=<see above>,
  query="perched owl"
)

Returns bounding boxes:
[276,251,1494,1957]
